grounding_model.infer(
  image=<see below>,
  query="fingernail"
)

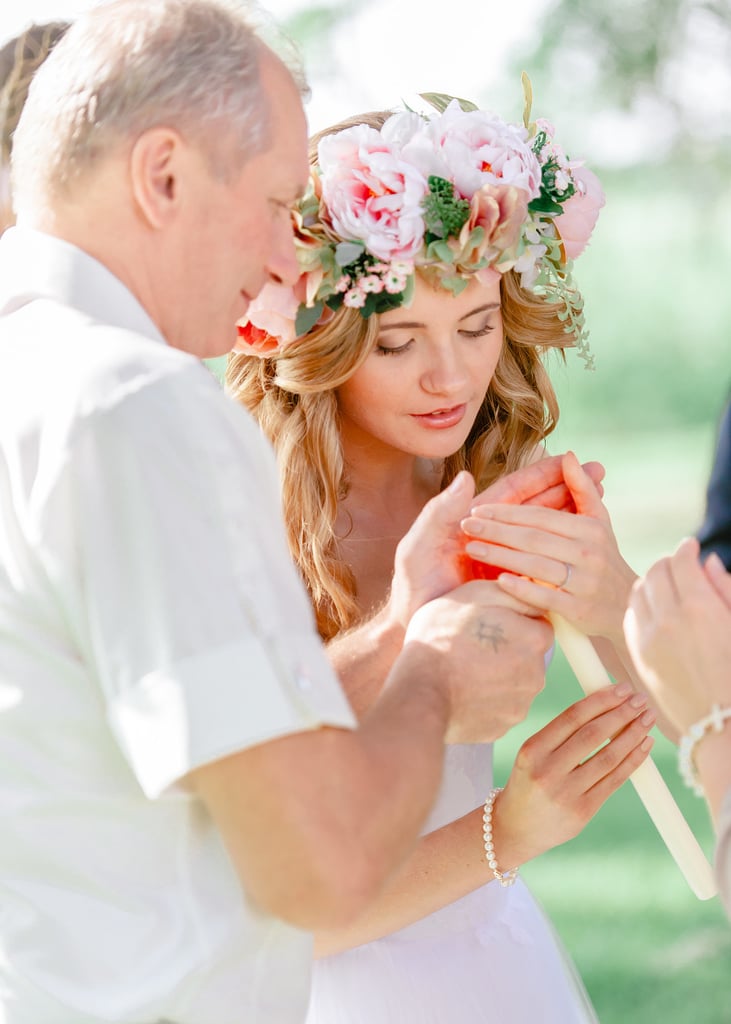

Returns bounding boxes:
[462,518,484,536]
[640,710,656,726]
[469,506,494,518]
[615,682,632,698]
[629,693,648,709]
[640,736,654,750]
[447,473,465,493]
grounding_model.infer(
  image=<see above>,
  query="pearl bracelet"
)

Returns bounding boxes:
[482,786,518,887]
[678,704,731,797]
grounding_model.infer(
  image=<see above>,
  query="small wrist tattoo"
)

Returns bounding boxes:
[472,619,506,652]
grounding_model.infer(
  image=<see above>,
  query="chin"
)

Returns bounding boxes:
[417,430,473,460]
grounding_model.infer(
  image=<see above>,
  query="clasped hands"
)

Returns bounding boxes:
[396,450,655,857]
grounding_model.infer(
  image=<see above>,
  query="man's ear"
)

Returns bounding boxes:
[129,127,185,229]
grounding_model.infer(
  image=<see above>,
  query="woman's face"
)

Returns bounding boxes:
[336,274,503,460]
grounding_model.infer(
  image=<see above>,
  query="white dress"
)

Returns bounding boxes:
[306,744,599,1023]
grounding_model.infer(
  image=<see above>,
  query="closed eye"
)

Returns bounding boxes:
[460,323,495,338]
[376,339,414,356]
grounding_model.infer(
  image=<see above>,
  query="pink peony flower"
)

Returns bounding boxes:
[553,165,605,259]
[234,281,300,356]
[401,100,542,202]
[318,124,429,262]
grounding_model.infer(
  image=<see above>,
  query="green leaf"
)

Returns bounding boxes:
[440,275,470,296]
[360,290,405,318]
[419,91,478,114]
[400,273,415,307]
[521,71,534,132]
[422,176,471,240]
[427,239,456,263]
[528,194,564,216]
[335,241,365,268]
[295,300,324,336]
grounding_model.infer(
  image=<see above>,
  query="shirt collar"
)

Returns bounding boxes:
[0,226,167,346]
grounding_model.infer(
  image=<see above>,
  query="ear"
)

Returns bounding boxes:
[129,127,185,229]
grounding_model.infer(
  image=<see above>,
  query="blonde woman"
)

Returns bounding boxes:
[227,92,650,1023]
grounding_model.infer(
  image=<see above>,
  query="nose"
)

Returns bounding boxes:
[265,214,299,288]
[420,341,470,398]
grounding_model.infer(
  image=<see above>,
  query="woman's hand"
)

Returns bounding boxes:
[624,537,731,734]
[491,684,655,870]
[387,455,607,628]
[461,451,636,642]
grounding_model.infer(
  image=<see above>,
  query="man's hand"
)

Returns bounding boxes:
[403,580,554,743]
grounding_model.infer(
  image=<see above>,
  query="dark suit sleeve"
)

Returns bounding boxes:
[697,398,731,570]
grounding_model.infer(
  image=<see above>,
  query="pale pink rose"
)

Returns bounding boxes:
[553,165,605,259]
[234,281,299,355]
[404,100,542,202]
[318,124,428,262]
[454,183,529,267]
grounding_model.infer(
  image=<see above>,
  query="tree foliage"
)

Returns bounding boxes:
[512,0,731,157]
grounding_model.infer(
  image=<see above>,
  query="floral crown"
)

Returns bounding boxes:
[236,76,604,368]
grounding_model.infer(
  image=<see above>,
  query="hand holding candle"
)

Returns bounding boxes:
[461,453,717,900]
[551,612,717,900]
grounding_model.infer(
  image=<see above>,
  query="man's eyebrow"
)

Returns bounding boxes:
[379,302,500,333]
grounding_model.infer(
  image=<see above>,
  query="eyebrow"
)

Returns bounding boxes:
[379,302,500,332]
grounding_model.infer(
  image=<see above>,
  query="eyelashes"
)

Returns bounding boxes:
[376,323,495,356]
[460,324,495,339]
[376,340,414,356]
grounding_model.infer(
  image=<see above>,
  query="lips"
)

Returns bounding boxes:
[410,404,467,429]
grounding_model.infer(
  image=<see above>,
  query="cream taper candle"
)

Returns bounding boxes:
[550,612,717,901]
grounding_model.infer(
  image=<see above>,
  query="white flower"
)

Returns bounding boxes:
[360,274,384,293]
[343,287,366,308]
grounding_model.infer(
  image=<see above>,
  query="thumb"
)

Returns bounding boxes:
[562,451,606,518]
[418,471,476,530]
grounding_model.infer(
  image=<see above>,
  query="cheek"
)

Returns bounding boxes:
[338,368,398,423]
[478,333,503,388]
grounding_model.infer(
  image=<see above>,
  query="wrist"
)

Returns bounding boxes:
[607,568,639,645]
[678,704,731,798]
[482,788,519,887]
[481,786,528,884]
[392,638,452,731]
[381,590,412,636]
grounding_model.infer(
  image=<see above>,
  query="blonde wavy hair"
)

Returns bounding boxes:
[227,110,572,641]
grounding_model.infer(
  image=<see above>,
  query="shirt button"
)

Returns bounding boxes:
[295,670,313,692]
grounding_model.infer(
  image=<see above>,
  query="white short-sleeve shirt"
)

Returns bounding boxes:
[0,227,357,1024]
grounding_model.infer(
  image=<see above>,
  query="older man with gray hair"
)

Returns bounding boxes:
[0,2,554,1021]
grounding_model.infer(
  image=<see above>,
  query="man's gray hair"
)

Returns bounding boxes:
[11,0,307,206]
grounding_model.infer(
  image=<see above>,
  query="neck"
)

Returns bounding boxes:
[340,431,442,531]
